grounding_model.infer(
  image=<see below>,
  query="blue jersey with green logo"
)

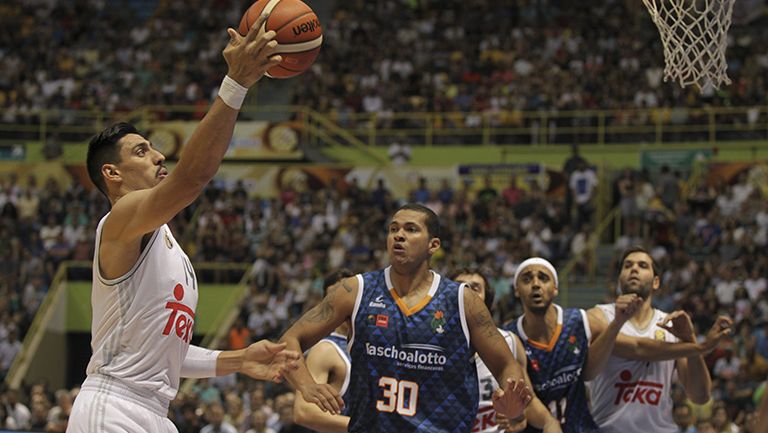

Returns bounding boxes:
[347,267,478,433]
[506,304,598,433]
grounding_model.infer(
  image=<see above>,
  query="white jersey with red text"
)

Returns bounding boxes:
[587,304,678,433]
[84,214,198,411]
[473,328,519,433]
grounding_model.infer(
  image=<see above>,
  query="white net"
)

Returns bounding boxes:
[642,0,735,91]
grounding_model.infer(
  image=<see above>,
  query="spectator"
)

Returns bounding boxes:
[569,160,598,229]
[201,402,237,433]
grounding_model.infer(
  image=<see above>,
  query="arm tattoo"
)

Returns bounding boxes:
[475,310,502,339]
[342,280,354,293]
[302,297,334,323]
[470,293,503,339]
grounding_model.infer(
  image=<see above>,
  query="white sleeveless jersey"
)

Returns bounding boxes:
[86,214,198,407]
[472,328,519,433]
[586,304,678,433]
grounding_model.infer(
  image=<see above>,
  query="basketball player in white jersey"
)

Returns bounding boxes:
[67,13,299,433]
[587,247,733,433]
[293,269,355,433]
[451,269,561,433]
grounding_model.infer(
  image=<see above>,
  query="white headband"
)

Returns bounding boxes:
[513,257,558,288]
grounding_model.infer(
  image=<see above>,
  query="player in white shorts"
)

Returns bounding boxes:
[587,247,733,433]
[450,269,561,433]
[67,13,298,433]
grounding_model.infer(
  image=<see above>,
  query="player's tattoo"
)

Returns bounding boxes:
[469,292,503,339]
[302,297,334,323]
[342,280,354,293]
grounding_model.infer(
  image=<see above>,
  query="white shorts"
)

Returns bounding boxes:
[67,388,177,433]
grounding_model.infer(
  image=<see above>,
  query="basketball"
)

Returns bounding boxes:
[238,0,322,79]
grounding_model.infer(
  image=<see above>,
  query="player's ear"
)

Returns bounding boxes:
[428,237,441,254]
[652,275,661,290]
[102,163,121,183]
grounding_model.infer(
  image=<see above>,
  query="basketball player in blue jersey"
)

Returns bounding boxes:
[279,204,532,433]
[68,14,299,433]
[506,257,728,433]
[294,269,355,433]
[450,269,561,433]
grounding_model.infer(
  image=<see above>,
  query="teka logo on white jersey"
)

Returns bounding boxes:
[365,342,447,371]
[368,295,387,308]
[163,283,195,343]
[613,369,663,406]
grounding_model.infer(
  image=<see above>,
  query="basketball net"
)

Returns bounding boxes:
[642,0,735,92]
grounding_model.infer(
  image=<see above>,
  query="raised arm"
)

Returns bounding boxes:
[464,288,531,420]
[293,342,351,433]
[583,295,642,380]
[279,276,358,415]
[663,312,732,404]
[597,308,732,362]
[103,15,280,244]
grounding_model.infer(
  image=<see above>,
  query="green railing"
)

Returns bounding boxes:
[2,105,767,150]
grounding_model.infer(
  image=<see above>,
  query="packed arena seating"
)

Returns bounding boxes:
[2,0,768,131]
[1,0,767,430]
[0,162,766,430]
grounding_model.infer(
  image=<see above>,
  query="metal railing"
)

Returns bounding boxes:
[2,105,767,149]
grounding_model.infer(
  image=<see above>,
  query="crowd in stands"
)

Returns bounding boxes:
[293,0,768,141]
[0,158,766,430]
[3,0,768,144]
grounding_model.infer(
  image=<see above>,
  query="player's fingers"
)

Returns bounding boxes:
[264,340,287,353]
[247,30,277,55]
[715,316,733,328]
[246,12,270,42]
[227,28,241,46]
[321,386,342,414]
[492,388,506,401]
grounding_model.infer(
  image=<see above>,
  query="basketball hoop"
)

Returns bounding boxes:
[642,0,735,92]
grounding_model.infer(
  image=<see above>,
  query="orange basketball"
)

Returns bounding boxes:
[238,0,322,79]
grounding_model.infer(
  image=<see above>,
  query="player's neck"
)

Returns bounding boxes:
[389,265,433,297]
[628,297,655,329]
[522,304,558,342]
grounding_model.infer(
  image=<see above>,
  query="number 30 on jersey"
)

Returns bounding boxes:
[376,377,419,416]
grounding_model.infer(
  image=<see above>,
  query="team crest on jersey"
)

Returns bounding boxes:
[431,310,446,334]
[164,230,173,249]
[654,330,666,341]
[566,335,581,355]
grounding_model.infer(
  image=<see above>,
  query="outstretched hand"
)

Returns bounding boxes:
[223,12,282,88]
[492,378,532,421]
[240,340,300,383]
